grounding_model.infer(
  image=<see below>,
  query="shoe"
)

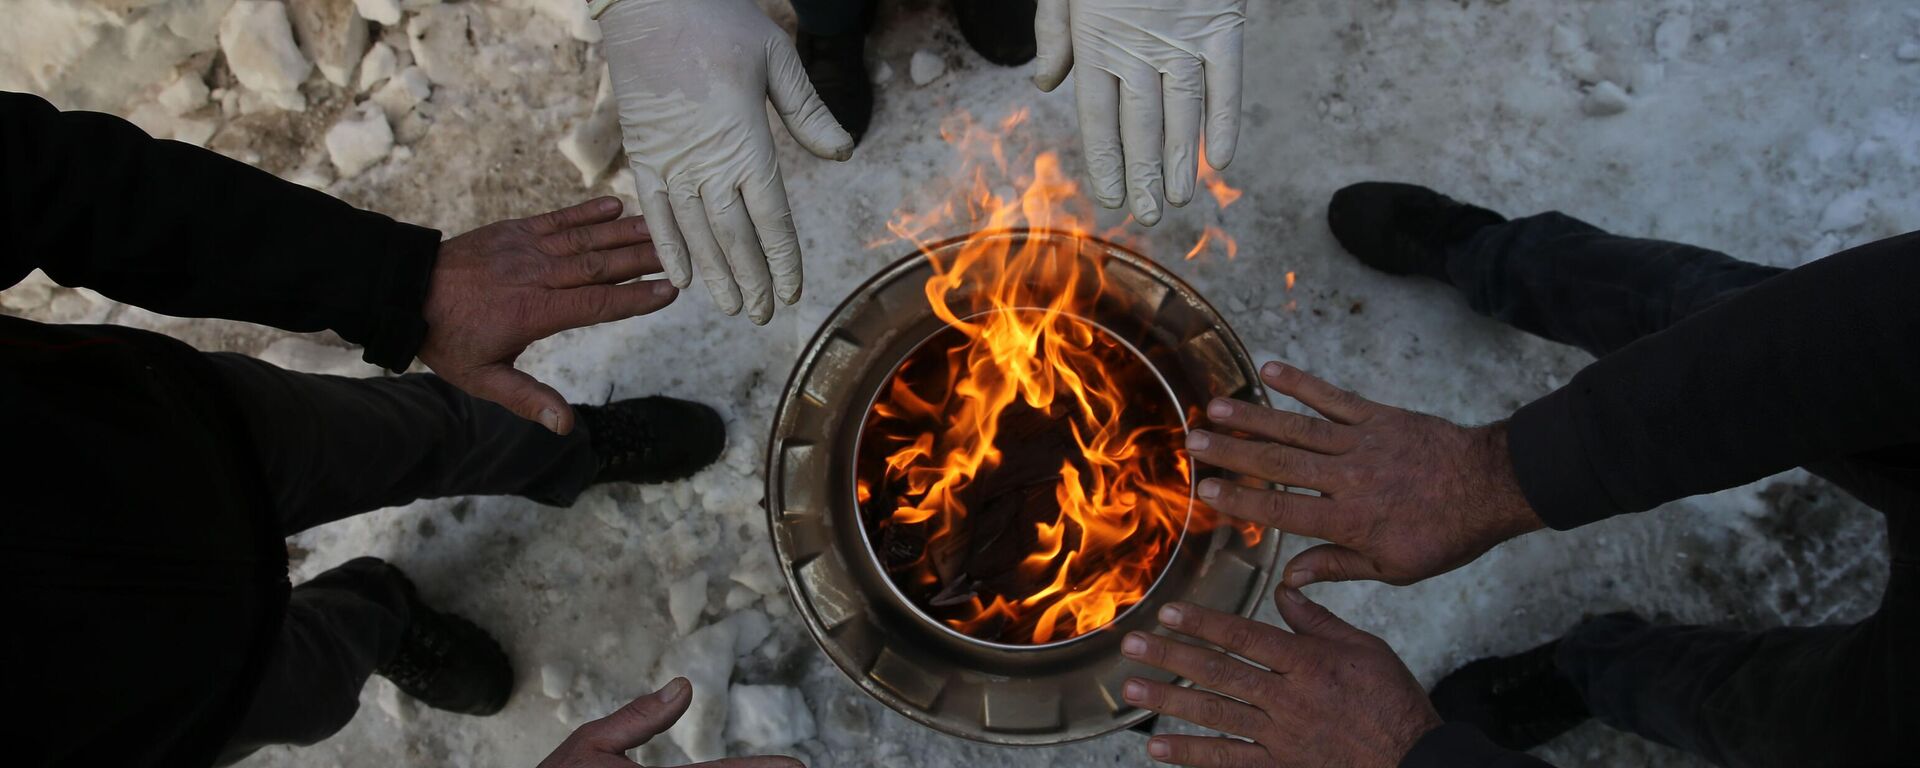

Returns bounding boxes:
[576,396,726,485]
[372,560,513,716]
[953,0,1038,66]
[1326,182,1507,283]
[797,30,873,144]
[1428,640,1590,751]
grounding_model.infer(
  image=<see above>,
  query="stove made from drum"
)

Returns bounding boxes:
[766,228,1279,745]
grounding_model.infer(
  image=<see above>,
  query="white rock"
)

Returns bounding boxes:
[1653,14,1691,59]
[668,570,708,636]
[655,621,739,762]
[157,73,210,116]
[402,0,441,8]
[372,65,431,121]
[725,685,816,749]
[1581,80,1631,116]
[723,584,759,611]
[408,4,477,87]
[220,0,313,107]
[258,336,384,377]
[352,0,402,25]
[909,50,946,86]
[1818,189,1872,232]
[283,164,335,190]
[358,42,397,91]
[1898,41,1920,62]
[540,661,575,699]
[731,546,783,596]
[558,68,623,187]
[375,678,412,722]
[530,0,600,43]
[287,0,369,88]
[325,102,393,178]
[871,60,893,85]
[726,609,770,656]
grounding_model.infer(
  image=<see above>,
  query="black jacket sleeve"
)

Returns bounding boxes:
[0,90,441,371]
[1506,231,1920,529]
[1401,723,1558,768]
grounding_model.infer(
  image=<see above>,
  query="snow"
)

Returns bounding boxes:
[556,68,622,187]
[539,661,574,700]
[1899,41,1920,62]
[219,0,312,110]
[157,73,210,116]
[324,102,393,177]
[668,570,708,636]
[909,49,946,86]
[1582,80,1632,116]
[725,685,817,749]
[5,1,1914,767]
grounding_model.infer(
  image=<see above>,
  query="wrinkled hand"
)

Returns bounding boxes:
[1188,362,1543,588]
[1032,0,1245,226]
[419,197,676,435]
[597,0,854,325]
[1122,589,1442,768]
[536,678,801,768]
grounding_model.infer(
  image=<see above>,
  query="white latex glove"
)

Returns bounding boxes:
[1032,0,1246,226]
[596,0,853,324]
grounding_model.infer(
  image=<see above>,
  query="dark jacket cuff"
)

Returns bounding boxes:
[356,220,441,373]
[1507,384,1620,531]
[1401,723,1557,768]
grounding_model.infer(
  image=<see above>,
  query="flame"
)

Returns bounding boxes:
[857,110,1258,645]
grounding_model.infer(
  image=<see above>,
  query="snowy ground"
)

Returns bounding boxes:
[5,0,1917,766]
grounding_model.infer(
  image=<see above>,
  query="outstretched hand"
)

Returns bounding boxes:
[419,197,677,435]
[1188,362,1544,588]
[1122,589,1441,768]
[536,678,801,768]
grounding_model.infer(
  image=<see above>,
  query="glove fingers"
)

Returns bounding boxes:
[1074,66,1126,209]
[704,184,776,325]
[1162,56,1205,209]
[1031,0,1072,92]
[766,35,856,161]
[1116,63,1165,226]
[633,167,693,289]
[668,188,743,317]
[1201,32,1244,170]
[741,169,804,306]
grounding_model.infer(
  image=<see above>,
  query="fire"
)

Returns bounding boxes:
[858,110,1258,645]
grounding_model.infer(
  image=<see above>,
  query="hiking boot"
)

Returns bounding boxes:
[372,561,513,716]
[797,30,874,144]
[1428,640,1591,751]
[577,396,725,485]
[954,0,1038,66]
[1326,181,1507,284]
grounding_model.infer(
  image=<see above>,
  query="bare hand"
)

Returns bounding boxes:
[1121,589,1442,768]
[536,678,802,768]
[1188,362,1543,588]
[419,197,677,435]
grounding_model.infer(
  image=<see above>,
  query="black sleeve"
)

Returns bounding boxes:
[1401,723,1558,768]
[1506,230,1920,529]
[0,90,440,372]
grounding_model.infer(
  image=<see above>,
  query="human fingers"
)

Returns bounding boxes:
[1260,362,1377,425]
[1116,61,1166,225]
[1273,584,1371,643]
[1205,397,1354,454]
[1186,430,1338,489]
[705,186,776,324]
[449,362,573,435]
[669,188,744,316]
[538,215,650,258]
[526,196,623,235]
[1122,631,1280,703]
[576,678,691,753]
[1144,735,1271,767]
[633,167,693,289]
[1282,543,1392,589]
[1075,67,1126,208]
[1201,29,1243,169]
[741,169,804,306]
[1162,56,1205,208]
[765,33,855,161]
[1032,0,1073,91]
[546,243,663,289]
[1123,676,1270,739]
[1196,480,1340,541]
[685,758,806,768]
[542,280,679,335]
[1157,602,1304,672]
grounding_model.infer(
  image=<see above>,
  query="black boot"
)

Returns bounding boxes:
[371,560,513,716]
[577,396,725,485]
[1428,640,1591,751]
[1326,181,1507,283]
[797,30,874,144]
[953,0,1038,66]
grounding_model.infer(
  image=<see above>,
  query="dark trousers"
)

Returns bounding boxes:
[205,353,599,763]
[1449,213,1920,767]
[790,0,875,36]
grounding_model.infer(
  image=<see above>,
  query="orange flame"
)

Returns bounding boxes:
[857,110,1256,645]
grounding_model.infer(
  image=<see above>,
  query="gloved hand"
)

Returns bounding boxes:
[1032,0,1246,226]
[595,0,854,324]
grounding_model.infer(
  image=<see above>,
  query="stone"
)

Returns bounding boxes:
[324,102,393,177]
[1898,41,1920,62]
[358,41,397,91]
[352,0,402,26]
[156,73,210,116]
[540,661,575,699]
[1581,80,1631,117]
[909,49,946,86]
[667,570,708,636]
[558,68,622,187]
[407,4,477,88]
[258,336,385,377]
[655,620,739,762]
[371,65,430,121]
[287,0,369,88]
[724,685,816,749]
[220,0,313,108]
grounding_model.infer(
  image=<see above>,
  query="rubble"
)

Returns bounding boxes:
[287,0,370,88]
[351,0,402,26]
[371,65,431,122]
[156,73,210,117]
[324,102,394,178]
[725,685,816,749]
[219,0,314,110]
[407,3,478,88]
[667,570,708,636]
[1581,80,1631,117]
[357,41,397,91]
[909,50,946,86]
[557,68,623,187]
[653,620,738,762]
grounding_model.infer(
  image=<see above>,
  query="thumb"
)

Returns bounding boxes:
[1283,543,1387,588]
[579,678,693,753]
[1032,0,1072,91]
[454,363,574,435]
[1274,583,1366,642]
[765,36,855,161]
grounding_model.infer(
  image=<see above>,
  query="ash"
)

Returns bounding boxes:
[2,1,1911,766]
